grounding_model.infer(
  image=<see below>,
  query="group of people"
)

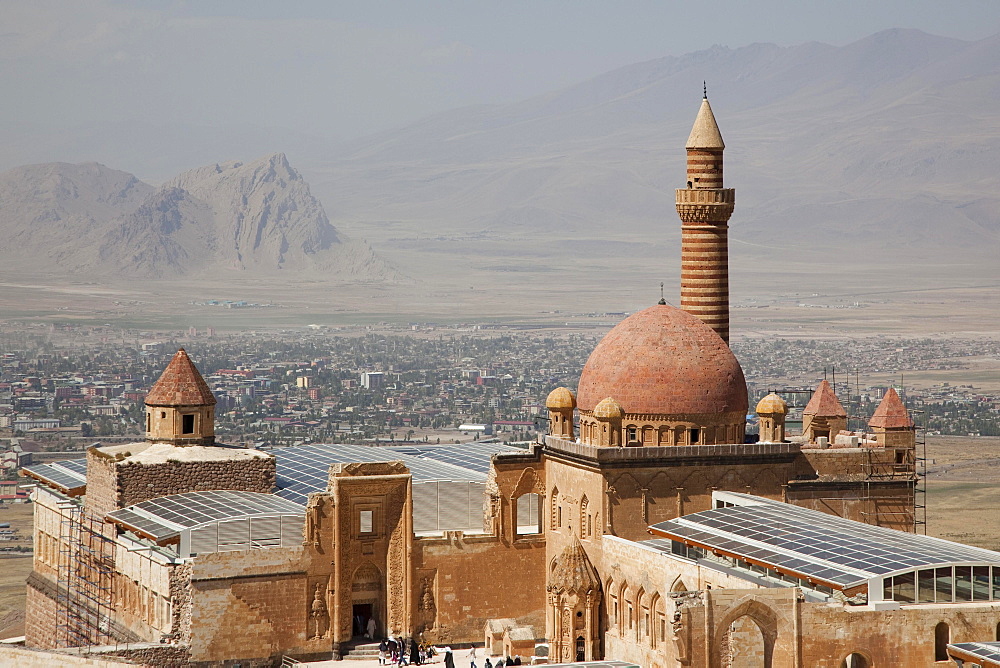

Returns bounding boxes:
[376,640,522,668]
[482,655,523,667]
[377,634,437,666]
[450,645,523,668]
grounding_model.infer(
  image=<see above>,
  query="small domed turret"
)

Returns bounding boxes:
[593,397,624,419]
[590,397,624,447]
[756,392,788,443]
[546,387,577,410]
[756,393,788,416]
[546,387,576,440]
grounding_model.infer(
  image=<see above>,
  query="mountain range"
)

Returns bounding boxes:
[298,28,1000,296]
[0,154,397,282]
[2,29,998,304]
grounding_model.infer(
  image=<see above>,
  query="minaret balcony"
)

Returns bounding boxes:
[675,188,735,204]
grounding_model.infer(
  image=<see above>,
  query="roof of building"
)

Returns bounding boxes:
[948,642,1000,668]
[145,348,217,407]
[755,393,788,416]
[274,442,525,505]
[686,97,725,150]
[868,388,913,429]
[592,397,624,419]
[802,380,846,417]
[546,387,576,410]
[548,535,601,594]
[576,304,748,416]
[21,458,87,495]
[648,492,1000,591]
[106,489,304,544]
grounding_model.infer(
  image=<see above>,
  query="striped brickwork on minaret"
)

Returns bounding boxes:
[676,96,734,344]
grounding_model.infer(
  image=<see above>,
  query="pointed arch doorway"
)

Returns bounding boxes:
[352,563,385,638]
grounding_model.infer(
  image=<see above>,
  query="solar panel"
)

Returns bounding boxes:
[273,443,508,505]
[106,490,304,542]
[948,642,1000,667]
[649,493,1000,589]
[22,459,88,492]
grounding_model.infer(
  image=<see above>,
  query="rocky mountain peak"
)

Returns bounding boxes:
[0,155,397,282]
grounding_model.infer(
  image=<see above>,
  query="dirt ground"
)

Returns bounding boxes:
[923,435,1000,550]
[0,502,34,639]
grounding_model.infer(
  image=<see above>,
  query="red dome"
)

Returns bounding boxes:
[577,304,747,416]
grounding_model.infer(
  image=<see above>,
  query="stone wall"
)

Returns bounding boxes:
[0,646,137,667]
[798,600,1000,667]
[24,575,59,648]
[85,447,121,520]
[786,480,914,531]
[799,448,869,478]
[115,457,274,509]
[185,547,323,664]
[601,535,1000,668]
[414,532,547,643]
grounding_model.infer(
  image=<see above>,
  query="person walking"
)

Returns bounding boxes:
[444,647,455,668]
[367,616,377,640]
[379,638,389,665]
[410,636,422,666]
[469,645,477,668]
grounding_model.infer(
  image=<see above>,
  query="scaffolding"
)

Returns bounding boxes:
[913,409,928,534]
[55,501,116,648]
[858,408,926,533]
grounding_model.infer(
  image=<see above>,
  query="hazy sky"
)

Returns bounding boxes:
[2,0,999,142]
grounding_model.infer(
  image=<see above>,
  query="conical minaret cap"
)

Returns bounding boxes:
[869,387,913,429]
[686,97,725,150]
[803,380,846,418]
[145,348,217,407]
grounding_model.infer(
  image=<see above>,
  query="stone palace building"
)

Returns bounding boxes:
[18,97,1000,668]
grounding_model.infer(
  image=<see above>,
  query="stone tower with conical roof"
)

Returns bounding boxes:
[145,348,217,446]
[868,387,915,448]
[802,380,848,443]
[675,92,735,344]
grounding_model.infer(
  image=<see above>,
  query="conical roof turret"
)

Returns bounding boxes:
[547,534,600,595]
[686,96,725,150]
[869,388,913,429]
[803,380,846,418]
[145,348,217,407]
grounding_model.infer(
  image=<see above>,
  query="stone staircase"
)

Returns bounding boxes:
[342,640,382,661]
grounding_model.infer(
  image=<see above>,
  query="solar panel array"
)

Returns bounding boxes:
[275,443,524,505]
[22,458,87,492]
[649,493,1000,589]
[106,490,304,542]
[949,642,1000,667]
[386,442,529,474]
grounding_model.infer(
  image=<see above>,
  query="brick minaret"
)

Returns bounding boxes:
[675,92,735,343]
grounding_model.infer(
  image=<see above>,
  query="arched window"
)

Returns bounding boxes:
[550,487,559,530]
[935,621,949,662]
[515,493,541,535]
[579,495,589,539]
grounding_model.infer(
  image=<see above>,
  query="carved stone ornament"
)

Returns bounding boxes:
[311,582,329,640]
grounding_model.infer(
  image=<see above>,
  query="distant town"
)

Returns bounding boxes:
[2,320,999,485]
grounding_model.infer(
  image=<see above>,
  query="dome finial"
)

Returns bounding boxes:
[703,80,707,99]
[658,282,666,305]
